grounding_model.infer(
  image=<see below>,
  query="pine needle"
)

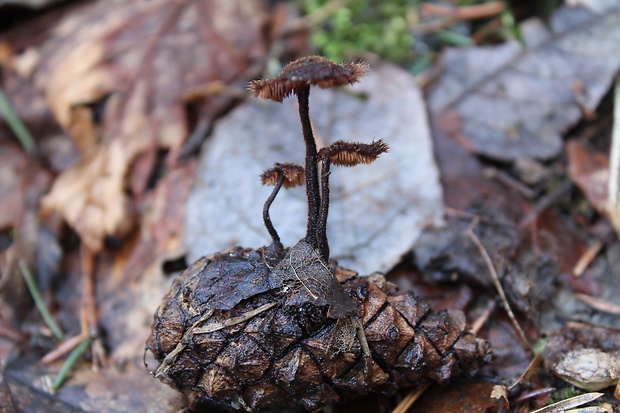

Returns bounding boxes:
[18,260,64,341]
[0,88,35,153]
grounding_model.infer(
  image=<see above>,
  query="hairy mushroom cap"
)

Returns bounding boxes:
[319,140,389,167]
[261,163,306,189]
[248,56,369,102]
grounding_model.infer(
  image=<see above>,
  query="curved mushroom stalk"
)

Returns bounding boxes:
[260,163,305,246]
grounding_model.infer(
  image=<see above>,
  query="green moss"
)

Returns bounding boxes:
[299,0,417,64]
[549,386,584,404]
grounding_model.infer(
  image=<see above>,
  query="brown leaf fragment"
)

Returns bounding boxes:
[414,381,510,413]
[40,140,134,252]
[567,140,613,216]
[0,143,52,231]
[268,239,359,318]
[428,4,620,161]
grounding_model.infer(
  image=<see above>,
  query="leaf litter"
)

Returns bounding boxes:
[428,4,620,161]
[1,0,620,412]
[3,0,270,252]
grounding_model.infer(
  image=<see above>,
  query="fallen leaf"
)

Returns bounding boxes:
[428,4,620,161]
[413,381,508,413]
[116,161,197,281]
[567,140,609,212]
[553,348,620,391]
[41,140,135,252]
[544,323,620,386]
[184,61,444,274]
[5,0,270,251]
[0,142,52,231]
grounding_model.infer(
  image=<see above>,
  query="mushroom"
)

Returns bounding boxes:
[260,163,305,246]
[248,56,368,260]
[316,140,388,260]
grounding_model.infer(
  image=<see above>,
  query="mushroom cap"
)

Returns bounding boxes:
[261,163,306,188]
[319,140,389,167]
[248,56,368,102]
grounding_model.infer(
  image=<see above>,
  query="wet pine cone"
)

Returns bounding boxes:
[147,240,491,412]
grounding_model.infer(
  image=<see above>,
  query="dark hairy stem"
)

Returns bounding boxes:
[317,159,331,261]
[263,173,285,245]
[297,87,321,251]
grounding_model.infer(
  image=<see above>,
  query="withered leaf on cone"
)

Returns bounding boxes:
[268,240,359,319]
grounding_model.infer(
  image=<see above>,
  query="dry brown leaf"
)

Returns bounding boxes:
[428,4,620,161]
[5,0,270,251]
[553,348,620,391]
[0,143,52,231]
[566,140,614,222]
[544,323,620,390]
[118,161,197,281]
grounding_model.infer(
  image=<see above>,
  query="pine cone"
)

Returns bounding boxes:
[147,241,490,412]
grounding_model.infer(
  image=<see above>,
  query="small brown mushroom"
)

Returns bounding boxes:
[247,56,368,102]
[316,140,389,260]
[261,163,305,189]
[319,139,389,167]
[260,163,305,245]
[248,56,368,259]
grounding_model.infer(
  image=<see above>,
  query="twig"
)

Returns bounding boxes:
[509,353,542,390]
[466,220,530,348]
[42,332,88,364]
[519,181,573,230]
[513,387,555,404]
[154,308,215,378]
[391,382,431,413]
[420,2,506,21]
[416,2,506,36]
[193,302,277,334]
[483,166,537,200]
[0,88,35,153]
[80,246,98,338]
[572,240,604,277]
[575,293,620,315]
[471,299,495,335]
[52,336,93,390]
[0,318,26,343]
[18,260,64,341]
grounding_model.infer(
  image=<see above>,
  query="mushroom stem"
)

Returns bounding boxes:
[317,158,331,261]
[297,86,321,251]
[263,173,285,245]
